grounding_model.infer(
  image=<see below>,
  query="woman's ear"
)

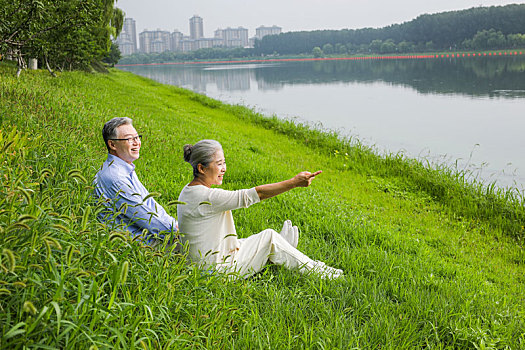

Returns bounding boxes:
[197,163,206,175]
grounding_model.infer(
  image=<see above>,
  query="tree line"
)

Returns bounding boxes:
[254,4,525,55]
[311,29,525,57]
[0,0,124,76]
[119,29,525,65]
[118,47,253,65]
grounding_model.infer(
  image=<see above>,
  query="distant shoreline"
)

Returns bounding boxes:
[115,50,525,67]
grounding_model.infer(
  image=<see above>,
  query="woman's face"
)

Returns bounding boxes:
[201,149,227,186]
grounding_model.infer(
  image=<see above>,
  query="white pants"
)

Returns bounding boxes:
[225,229,343,279]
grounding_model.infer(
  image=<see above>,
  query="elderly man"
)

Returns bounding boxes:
[94,117,177,244]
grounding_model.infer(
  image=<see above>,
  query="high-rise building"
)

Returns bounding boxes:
[139,29,170,53]
[181,38,195,52]
[255,25,282,40]
[215,27,249,48]
[117,32,135,55]
[123,18,138,51]
[189,15,204,39]
[116,18,138,55]
[170,30,183,51]
[139,30,154,53]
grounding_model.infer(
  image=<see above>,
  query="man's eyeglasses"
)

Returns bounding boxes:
[109,135,142,144]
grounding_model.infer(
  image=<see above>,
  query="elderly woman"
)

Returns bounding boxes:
[177,139,343,279]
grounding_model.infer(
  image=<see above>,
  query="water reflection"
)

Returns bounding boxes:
[121,57,525,98]
[126,65,252,92]
[256,57,525,97]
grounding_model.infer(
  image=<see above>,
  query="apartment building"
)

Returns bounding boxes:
[139,30,170,53]
[255,25,282,40]
[116,18,138,55]
[214,27,249,48]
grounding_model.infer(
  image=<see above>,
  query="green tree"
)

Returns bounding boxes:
[322,43,334,54]
[312,46,323,57]
[471,29,506,49]
[0,0,124,76]
[345,43,356,54]
[102,42,121,66]
[380,39,396,53]
[335,43,347,54]
[369,39,383,53]
[398,41,413,53]
[507,33,525,48]
[425,41,435,51]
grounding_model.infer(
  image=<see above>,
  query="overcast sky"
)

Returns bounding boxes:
[117,0,525,37]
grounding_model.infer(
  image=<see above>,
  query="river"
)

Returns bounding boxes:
[119,55,525,190]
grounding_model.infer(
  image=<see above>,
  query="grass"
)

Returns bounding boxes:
[1,61,524,349]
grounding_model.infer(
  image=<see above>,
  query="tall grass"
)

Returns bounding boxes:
[184,89,525,238]
[1,63,524,348]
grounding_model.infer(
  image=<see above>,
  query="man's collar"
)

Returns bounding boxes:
[107,153,135,174]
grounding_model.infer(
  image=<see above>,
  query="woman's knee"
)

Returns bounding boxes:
[259,228,278,241]
[260,229,291,246]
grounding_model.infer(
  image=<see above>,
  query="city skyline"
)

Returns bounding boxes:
[117,0,525,37]
[128,15,278,42]
[117,15,282,54]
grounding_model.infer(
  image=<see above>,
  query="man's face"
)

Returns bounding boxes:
[108,124,141,164]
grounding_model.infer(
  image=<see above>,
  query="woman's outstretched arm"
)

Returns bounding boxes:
[255,170,322,201]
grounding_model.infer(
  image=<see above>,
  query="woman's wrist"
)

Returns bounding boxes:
[288,177,299,189]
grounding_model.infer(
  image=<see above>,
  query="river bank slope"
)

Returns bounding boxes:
[1,62,523,348]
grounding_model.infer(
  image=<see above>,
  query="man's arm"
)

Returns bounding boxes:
[96,174,177,236]
[117,189,177,235]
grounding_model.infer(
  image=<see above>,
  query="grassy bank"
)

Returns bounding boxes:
[1,62,524,349]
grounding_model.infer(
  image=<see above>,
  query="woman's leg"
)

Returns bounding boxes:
[232,229,342,279]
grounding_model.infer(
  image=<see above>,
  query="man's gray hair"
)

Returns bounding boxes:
[102,117,133,152]
[183,140,223,177]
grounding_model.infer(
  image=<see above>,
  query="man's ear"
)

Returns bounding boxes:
[108,140,117,152]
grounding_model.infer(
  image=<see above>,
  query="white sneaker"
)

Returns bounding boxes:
[309,260,344,279]
[292,225,299,248]
[279,220,298,248]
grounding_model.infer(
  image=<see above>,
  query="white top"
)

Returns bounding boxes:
[177,185,260,268]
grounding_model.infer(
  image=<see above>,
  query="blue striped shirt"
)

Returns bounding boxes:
[93,154,177,238]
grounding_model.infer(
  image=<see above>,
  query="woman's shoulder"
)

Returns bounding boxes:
[180,184,207,195]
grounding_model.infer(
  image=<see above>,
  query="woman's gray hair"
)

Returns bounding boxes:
[183,140,223,177]
[102,117,133,151]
